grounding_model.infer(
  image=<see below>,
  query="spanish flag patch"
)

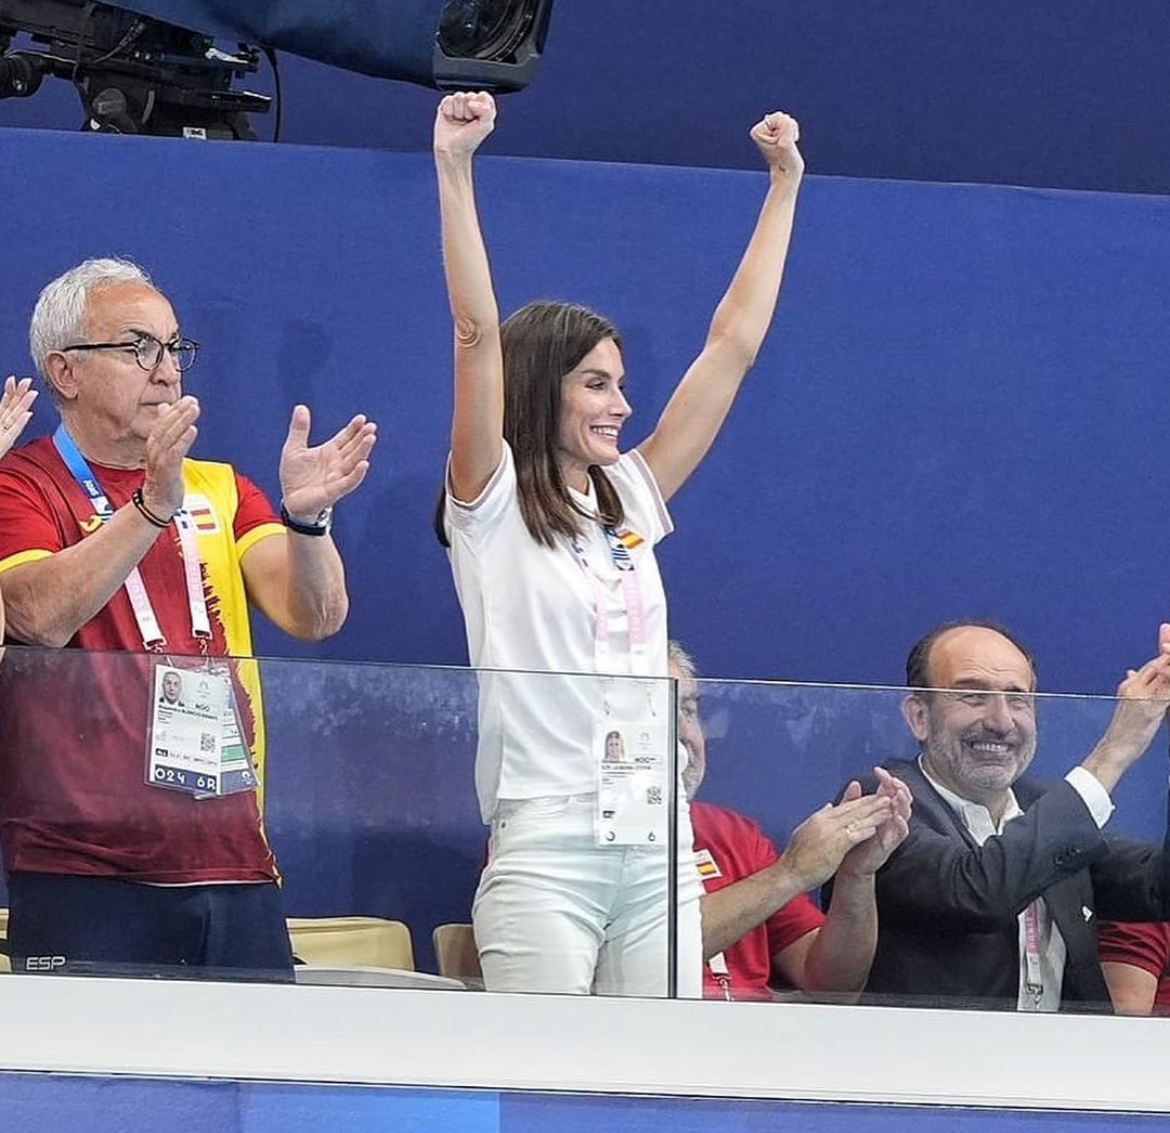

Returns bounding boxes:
[694,847,723,880]
[181,494,220,535]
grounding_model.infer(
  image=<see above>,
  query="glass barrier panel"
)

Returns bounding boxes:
[681,675,1170,1015]
[0,645,681,998]
[7,643,1168,1018]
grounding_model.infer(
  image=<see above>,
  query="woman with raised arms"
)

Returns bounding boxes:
[433,90,831,996]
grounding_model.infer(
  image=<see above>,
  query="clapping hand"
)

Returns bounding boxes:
[837,767,912,878]
[279,404,377,523]
[779,783,896,892]
[0,376,37,461]
[1094,623,1170,765]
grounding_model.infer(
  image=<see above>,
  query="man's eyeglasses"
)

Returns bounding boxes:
[62,334,199,373]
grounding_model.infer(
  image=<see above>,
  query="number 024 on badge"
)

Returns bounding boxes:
[147,665,229,797]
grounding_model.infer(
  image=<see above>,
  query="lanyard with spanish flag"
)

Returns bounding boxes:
[569,521,650,676]
[52,424,211,652]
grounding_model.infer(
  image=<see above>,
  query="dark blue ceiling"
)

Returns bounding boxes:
[1,0,1167,194]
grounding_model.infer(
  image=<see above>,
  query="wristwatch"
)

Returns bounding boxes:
[280,502,333,537]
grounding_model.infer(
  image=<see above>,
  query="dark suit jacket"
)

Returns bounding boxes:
[851,758,1170,1012]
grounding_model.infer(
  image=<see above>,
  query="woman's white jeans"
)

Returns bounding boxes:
[473,793,703,996]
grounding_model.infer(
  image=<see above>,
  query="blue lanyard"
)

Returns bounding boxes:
[49,423,187,650]
[52,424,115,521]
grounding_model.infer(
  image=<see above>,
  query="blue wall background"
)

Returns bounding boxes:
[1,1,1169,193]
[0,127,1167,954]
[4,128,1167,692]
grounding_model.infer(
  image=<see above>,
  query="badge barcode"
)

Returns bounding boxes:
[200,732,216,753]
[646,785,663,806]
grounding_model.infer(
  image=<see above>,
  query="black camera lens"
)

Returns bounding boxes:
[438,0,536,61]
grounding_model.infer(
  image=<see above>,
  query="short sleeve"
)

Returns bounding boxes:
[608,448,673,546]
[1098,920,1170,979]
[445,444,517,537]
[0,463,61,573]
[232,471,284,556]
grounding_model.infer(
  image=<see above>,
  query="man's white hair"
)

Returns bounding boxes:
[668,639,697,681]
[29,257,153,379]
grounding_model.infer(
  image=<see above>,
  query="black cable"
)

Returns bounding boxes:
[70,1,147,133]
[70,4,144,78]
[69,2,96,87]
[263,45,281,143]
[86,18,145,69]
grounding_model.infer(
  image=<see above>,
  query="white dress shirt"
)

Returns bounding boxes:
[919,758,1113,1011]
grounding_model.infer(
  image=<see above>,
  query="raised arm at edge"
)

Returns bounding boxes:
[638,116,803,502]
[434,93,505,503]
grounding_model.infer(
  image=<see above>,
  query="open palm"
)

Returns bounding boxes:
[279,404,377,520]
[0,376,37,461]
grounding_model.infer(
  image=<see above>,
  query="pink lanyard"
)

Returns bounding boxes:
[54,426,211,653]
[1022,901,1044,1006]
[569,523,649,675]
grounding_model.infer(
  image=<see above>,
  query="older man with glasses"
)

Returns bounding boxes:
[0,257,376,980]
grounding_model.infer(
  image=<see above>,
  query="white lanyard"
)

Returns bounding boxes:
[707,951,733,1001]
[53,425,211,652]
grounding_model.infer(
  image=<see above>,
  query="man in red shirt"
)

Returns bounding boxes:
[672,642,910,1001]
[0,257,377,980]
[1099,920,1170,1015]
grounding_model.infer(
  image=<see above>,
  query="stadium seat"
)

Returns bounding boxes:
[287,916,414,970]
[432,922,481,983]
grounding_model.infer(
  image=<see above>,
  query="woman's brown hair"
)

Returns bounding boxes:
[436,300,626,548]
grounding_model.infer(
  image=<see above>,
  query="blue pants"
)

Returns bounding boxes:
[7,872,294,981]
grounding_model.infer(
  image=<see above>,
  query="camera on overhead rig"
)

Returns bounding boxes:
[0,0,267,138]
[0,0,556,141]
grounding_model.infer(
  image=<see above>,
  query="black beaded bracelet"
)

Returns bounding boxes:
[131,488,171,529]
[280,502,332,537]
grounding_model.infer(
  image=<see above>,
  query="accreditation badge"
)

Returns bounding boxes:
[594,720,669,845]
[147,663,257,797]
[148,664,227,796]
[216,680,258,796]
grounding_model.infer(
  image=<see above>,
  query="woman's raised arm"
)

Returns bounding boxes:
[637,111,804,502]
[434,91,505,502]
